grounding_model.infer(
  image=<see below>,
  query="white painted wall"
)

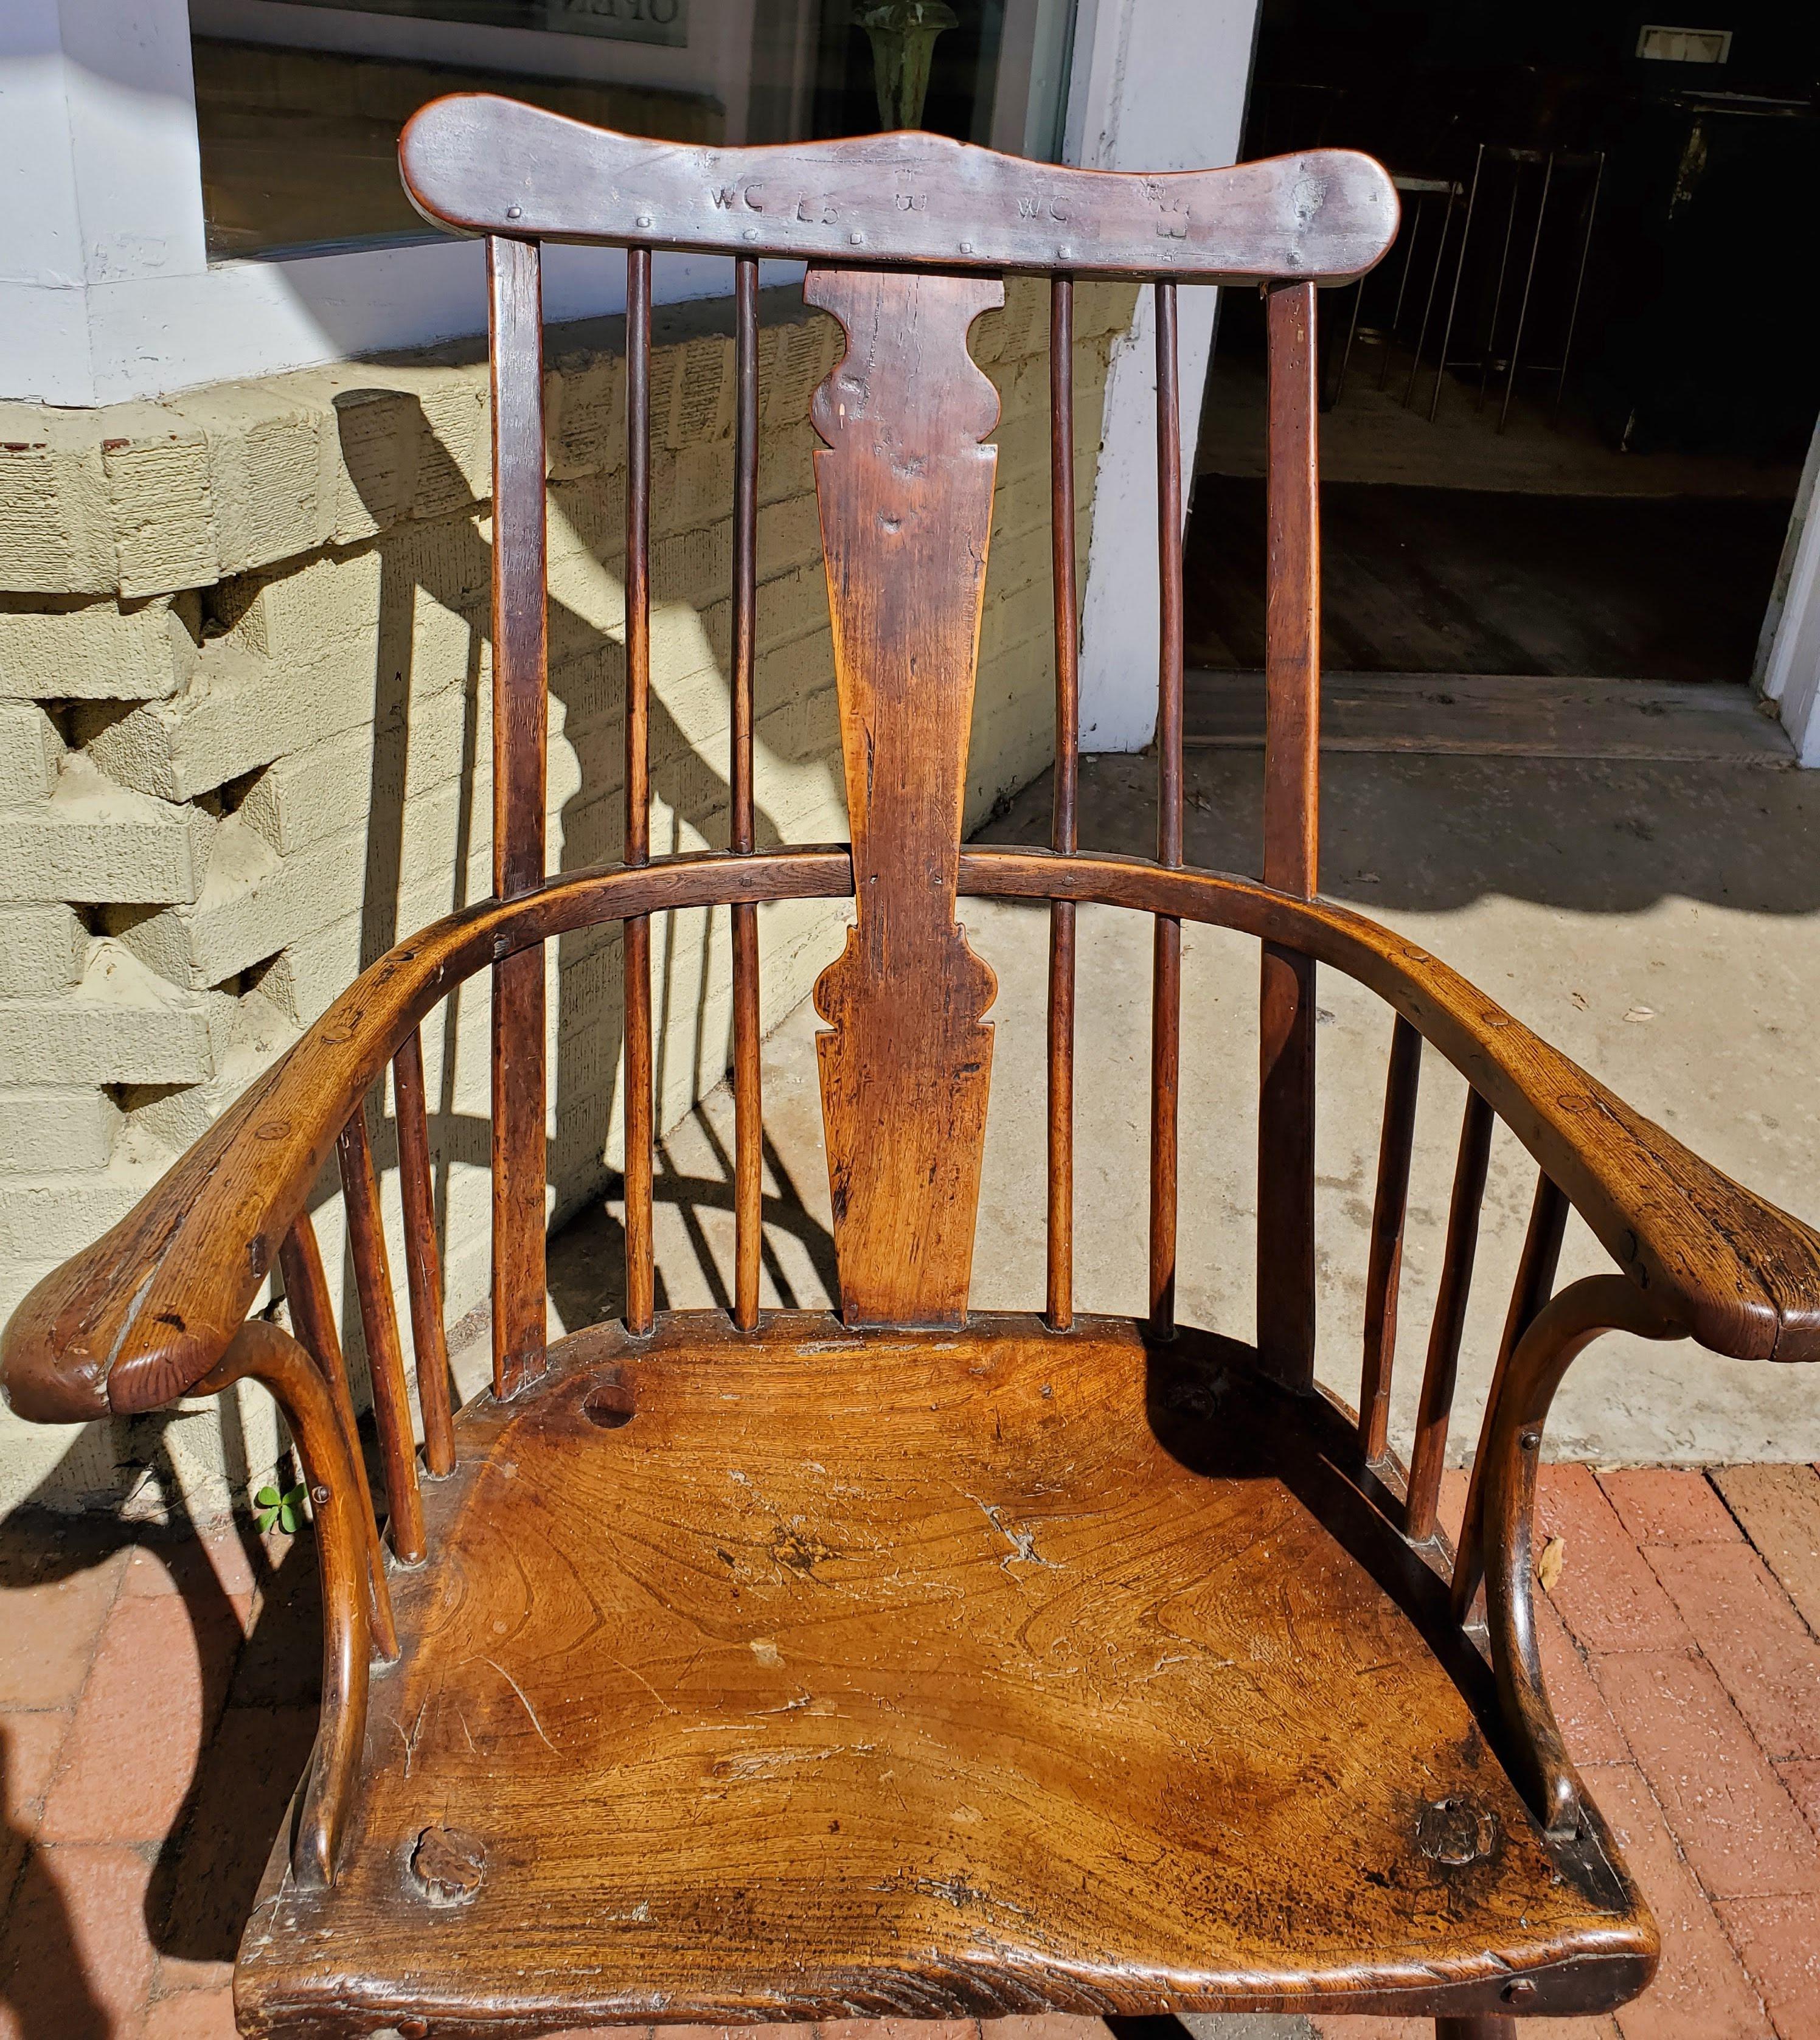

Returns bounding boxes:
[1065,0,1261,751]
[18,235,800,408]
[1759,417,1820,765]
[1,0,210,403]
[989,0,1078,158]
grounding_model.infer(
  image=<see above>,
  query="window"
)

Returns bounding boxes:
[190,0,1078,260]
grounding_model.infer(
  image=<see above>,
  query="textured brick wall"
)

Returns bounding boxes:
[0,279,1133,1519]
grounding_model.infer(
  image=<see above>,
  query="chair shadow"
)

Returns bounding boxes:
[1142,1328,1632,1916]
[1002,740,1820,921]
[0,1429,303,2007]
[0,1734,108,2038]
[147,1539,323,1970]
[1,307,842,1986]
[547,1119,840,1331]
[1139,1326,1494,1705]
[325,313,839,1397]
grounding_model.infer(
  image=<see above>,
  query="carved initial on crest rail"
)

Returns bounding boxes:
[804,266,1004,1328]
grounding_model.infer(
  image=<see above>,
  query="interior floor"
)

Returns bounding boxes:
[1200,348,1805,502]
[1184,473,1791,681]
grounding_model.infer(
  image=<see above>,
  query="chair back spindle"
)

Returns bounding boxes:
[391,1030,456,1478]
[1358,1013,1423,1463]
[487,234,551,1400]
[1406,1085,1496,1540]
[1452,1169,1571,1612]
[1149,282,1185,1339]
[277,1210,363,1481]
[623,247,658,1337]
[1257,279,1322,1387]
[336,1098,426,1564]
[1046,274,1079,1334]
[729,254,764,1331]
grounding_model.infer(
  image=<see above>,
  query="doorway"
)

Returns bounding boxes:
[1189,1,1820,704]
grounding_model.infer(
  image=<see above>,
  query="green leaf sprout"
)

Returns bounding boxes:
[252,1481,308,1535]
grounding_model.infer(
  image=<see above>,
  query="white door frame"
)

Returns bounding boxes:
[1065,0,1264,752]
[1758,420,1820,765]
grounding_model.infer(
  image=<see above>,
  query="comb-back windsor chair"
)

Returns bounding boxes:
[7,93,1820,2040]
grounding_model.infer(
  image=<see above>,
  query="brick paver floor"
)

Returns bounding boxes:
[0,1464,1815,2039]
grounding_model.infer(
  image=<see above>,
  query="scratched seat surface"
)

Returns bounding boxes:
[237,1313,1651,2037]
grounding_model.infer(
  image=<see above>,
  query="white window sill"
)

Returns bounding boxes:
[6,238,805,409]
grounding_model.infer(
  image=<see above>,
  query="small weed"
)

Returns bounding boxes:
[253,1482,307,1535]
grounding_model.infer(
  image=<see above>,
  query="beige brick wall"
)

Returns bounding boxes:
[0,279,1134,1520]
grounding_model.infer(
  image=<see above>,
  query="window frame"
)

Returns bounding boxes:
[3,0,1081,406]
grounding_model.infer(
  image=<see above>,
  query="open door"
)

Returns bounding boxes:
[1188,0,1820,757]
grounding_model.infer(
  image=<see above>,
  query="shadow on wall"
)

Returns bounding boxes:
[7,285,855,1522]
[0,330,856,1985]
[0,368,851,1976]
[321,360,841,1400]
[544,1120,841,1333]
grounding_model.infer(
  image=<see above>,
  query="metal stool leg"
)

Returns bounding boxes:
[1553,150,1604,422]
[1499,150,1555,433]
[1380,193,1425,389]
[1404,164,1471,408]
[1478,159,1523,411]
[1331,275,1365,406]
[1428,146,1486,422]
[1403,174,1461,406]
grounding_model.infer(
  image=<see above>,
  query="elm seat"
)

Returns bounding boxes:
[236,1317,1650,2036]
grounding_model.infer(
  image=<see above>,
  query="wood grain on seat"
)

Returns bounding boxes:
[237,1316,1652,2036]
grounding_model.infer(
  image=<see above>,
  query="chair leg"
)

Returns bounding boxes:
[1435,2018,1516,2038]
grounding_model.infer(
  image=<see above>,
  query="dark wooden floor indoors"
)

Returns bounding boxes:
[1184,478,1793,683]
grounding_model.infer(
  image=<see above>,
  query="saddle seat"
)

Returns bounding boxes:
[236,1313,1651,2037]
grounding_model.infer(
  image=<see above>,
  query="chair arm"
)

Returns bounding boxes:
[1323,914,1820,1367]
[960,846,1820,1365]
[1,848,853,1426]
[1476,1274,1685,1836]
[1,947,462,1426]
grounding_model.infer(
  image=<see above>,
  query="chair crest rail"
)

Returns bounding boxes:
[400,95,1400,283]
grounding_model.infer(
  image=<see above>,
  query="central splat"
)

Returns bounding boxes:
[806,266,1004,1327]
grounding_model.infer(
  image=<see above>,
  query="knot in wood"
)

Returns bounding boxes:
[412,1823,486,1904]
[1415,1797,1498,1867]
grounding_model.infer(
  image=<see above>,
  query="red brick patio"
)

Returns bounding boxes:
[0,1463,1815,2039]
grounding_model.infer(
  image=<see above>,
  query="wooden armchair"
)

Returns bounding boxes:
[7,97,1820,2040]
